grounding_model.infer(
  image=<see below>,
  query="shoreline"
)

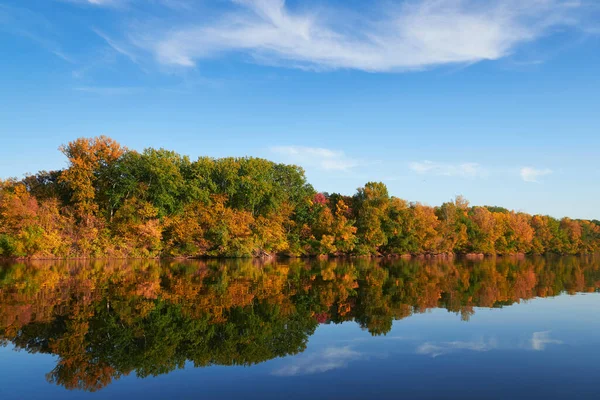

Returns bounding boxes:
[1,252,595,262]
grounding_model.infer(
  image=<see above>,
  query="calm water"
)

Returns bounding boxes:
[1,256,599,399]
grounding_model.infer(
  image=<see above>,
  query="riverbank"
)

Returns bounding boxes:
[2,251,595,262]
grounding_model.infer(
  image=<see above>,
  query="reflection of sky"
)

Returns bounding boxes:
[273,294,598,372]
[272,346,365,377]
[1,293,599,399]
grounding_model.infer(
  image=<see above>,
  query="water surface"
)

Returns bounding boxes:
[1,256,599,399]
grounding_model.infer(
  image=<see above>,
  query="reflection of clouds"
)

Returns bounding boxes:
[272,346,363,376]
[417,331,564,357]
[416,338,498,358]
[342,335,413,343]
[531,331,562,351]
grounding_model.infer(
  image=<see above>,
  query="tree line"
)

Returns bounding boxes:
[1,136,599,258]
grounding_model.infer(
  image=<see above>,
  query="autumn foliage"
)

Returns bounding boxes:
[1,136,599,258]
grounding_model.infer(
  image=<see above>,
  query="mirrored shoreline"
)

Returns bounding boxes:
[1,255,599,394]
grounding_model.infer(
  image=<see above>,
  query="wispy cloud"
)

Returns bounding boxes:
[57,0,128,7]
[74,86,143,95]
[270,146,361,171]
[130,0,592,72]
[530,331,562,350]
[341,335,414,343]
[520,167,552,182]
[0,5,74,63]
[409,160,485,178]
[93,29,140,64]
[272,346,363,376]
[86,0,121,5]
[416,338,498,358]
[58,0,193,9]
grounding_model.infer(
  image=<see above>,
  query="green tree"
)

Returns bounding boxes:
[353,182,390,255]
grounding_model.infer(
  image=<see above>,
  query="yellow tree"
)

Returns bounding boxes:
[468,207,497,254]
[112,197,163,256]
[410,203,440,253]
[59,136,125,220]
[436,196,469,253]
[58,137,126,255]
[331,199,358,254]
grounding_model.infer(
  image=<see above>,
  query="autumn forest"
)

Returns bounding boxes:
[1,136,599,259]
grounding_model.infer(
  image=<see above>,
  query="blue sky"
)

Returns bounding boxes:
[1,0,599,219]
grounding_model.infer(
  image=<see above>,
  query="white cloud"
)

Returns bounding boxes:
[416,338,498,358]
[58,0,126,6]
[272,346,363,376]
[270,146,360,171]
[131,0,589,72]
[530,331,562,350]
[417,331,563,357]
[60,0,193,8]
[93,29,139,64]
[409,160,485,178]
[74,86,143,95]
[520,167,552,182]
[87,0,119,4]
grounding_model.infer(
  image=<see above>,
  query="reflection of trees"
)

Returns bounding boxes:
[1,256,599,391]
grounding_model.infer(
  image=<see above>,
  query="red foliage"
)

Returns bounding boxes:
[313,312,329,324]
[313,193,327,205]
